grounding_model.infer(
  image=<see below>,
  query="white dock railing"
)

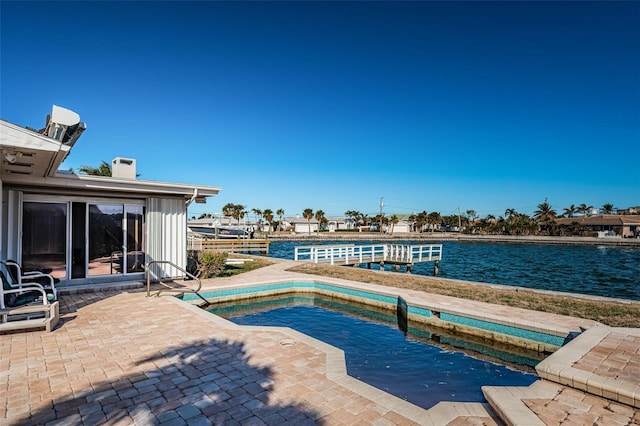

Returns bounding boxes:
[385,243,443,263]
[294,243,442,265]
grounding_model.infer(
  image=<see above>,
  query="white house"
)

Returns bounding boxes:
[326,217,357,232]
[387,219,412,234]
[1,105,221,287]
[284,216,319,234]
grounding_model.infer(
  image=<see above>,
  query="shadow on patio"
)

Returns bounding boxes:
[19,337,322,425]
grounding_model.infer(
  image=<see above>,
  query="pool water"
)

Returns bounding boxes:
[208,294,540,410]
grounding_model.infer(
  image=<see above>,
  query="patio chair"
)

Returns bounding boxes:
[1,270,48,308]
[0,260,58,301]
[1,269,59,332]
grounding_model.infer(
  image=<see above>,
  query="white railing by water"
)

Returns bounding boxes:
[294,243,442,265]
[386,243,443,263]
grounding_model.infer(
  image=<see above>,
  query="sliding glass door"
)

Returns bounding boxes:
[88,204,125,276]
[22,199,145,281]
[125,205,145,273]
[21,202,68,279]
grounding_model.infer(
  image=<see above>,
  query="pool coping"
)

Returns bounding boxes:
[189,277,595,353]
[178,274,640,420]
[535,325,640,408]
[6,260,635,425]
[162,297,440,424]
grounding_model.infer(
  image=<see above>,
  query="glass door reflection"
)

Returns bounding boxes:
[21,202,67,279]
[88,204,124,276]
[125,205,145,273]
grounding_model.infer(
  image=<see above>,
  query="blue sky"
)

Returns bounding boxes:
[2,1,638,220]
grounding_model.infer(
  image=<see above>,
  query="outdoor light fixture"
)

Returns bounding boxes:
[4,152,17,163]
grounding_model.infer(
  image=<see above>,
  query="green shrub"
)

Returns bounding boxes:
[187,250,228,279]
[186,250,200,276]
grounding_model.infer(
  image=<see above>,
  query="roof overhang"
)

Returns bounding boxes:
[0,119,70,179]
[555,215,640,226]
[1,118,221,202]
[4,172,221,200]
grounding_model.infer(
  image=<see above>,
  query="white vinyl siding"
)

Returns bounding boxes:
[147,197,187,280]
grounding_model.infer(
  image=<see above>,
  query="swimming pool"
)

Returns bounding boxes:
[207,292,540,409]
[188,280,571,353]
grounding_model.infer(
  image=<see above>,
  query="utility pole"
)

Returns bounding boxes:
[379,197,384,233]
[457,207,462,231]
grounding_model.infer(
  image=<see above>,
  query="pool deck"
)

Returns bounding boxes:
[1,260,639,425]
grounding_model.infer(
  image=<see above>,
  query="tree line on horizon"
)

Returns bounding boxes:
[75,161,628,236]
[191,201,630,236]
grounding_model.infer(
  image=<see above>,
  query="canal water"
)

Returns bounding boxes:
[268,241,640,301]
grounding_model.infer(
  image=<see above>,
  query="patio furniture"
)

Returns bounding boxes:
[0,270,59,332]
[1,260,58,301]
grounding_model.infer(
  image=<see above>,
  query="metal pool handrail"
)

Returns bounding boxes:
[146,260,208,304]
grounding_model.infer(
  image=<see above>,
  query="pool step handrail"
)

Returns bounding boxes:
[145,260,209,305]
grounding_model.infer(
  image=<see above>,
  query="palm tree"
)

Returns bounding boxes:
[533,199,557,222]
[504,208,517,220]
[427,212,441,232]
[314,210,326,233]
[389,214,399,234]
[562,204,577,218]
[373,214,384,232]
[79,161,112,176]
[222,203,236,224]
[235,206,246,225]
[276,208,285,232]
[262,209,274,234]
[601,203,616,215]
[576,203,593,216]
[222,203,246,225]
[465,209,478,223]
[533,199,557,235]
[302,208,314,235]
[344,210,359,230]
[415,211,428,233]
[503,209,518,234]
[252,208,263,228]
[408,214,417,232]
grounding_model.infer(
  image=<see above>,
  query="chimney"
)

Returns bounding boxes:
[112,157,136,179]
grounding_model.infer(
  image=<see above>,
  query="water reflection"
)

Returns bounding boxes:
[267,241,640,300]
[208,292,540,409]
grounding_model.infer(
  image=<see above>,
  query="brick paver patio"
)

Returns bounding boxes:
[2,260,638,425]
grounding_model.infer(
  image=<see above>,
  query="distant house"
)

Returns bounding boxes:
[390,220,412,233]
[326,217,357,232]
[617,206,640,215]
[1,106,221,287]
[284,216,319,234]
[555,215,640,238]
[324,215,415,234]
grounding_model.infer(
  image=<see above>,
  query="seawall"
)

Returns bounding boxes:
[264,232,640,247]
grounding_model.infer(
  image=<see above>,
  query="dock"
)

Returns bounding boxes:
[187,237,270,255]
[294,243,442,272]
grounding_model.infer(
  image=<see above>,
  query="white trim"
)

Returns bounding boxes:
[23,193,146,205]
[0,120,69,152]
[5,190,22,261]
[7,173,221,198]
